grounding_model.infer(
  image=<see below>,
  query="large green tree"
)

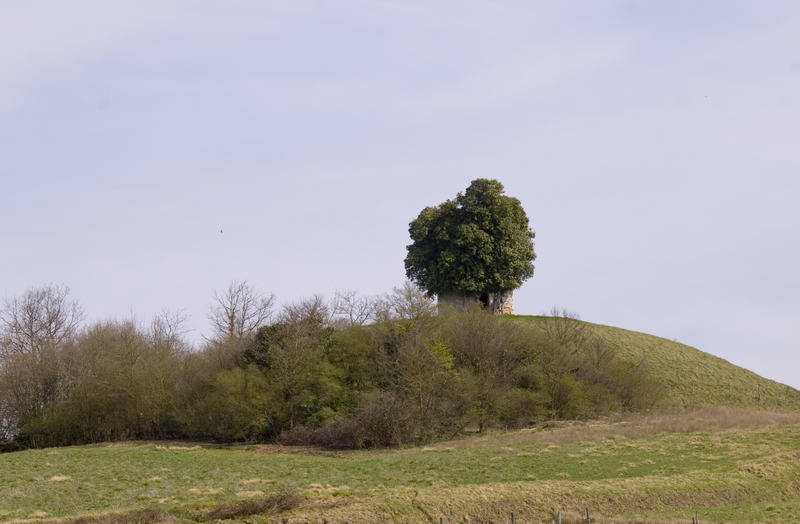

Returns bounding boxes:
[404,179,535,307]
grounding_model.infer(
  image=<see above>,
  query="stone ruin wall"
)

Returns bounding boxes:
[438,290,514,315]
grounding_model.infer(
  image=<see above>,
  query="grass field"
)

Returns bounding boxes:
[2,408,800,523]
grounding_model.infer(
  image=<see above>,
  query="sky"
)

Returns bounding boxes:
[1,1,798,387]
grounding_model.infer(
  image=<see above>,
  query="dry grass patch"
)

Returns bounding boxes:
[153,445,200,452]
[284,462,800,523]
[47,476,71,482]
[186,488,224,496]
[307,484,352,495]
[240,478,277,485]
[202,489,302,521]
[247,444,340,457]
[234,490,264,497]
[738,451,800,480]
[64,509,177,524]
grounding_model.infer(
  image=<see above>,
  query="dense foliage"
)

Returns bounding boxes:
[0,284,661,450]
[404,179,536,298]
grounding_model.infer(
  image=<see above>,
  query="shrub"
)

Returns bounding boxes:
[279,418,365,449]
[354,390,416,447]
[550,373,590,419]
[180,365,272,441]
[496,388,551,427]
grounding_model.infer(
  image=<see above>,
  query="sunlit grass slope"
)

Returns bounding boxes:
[1,409,800,523]
[515,316,800,411]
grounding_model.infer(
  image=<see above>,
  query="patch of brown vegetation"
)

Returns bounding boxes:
[240,477,277,485]
[66,509,176,524]
[47,476,72,482]
[186,488,223,496]
[201,490,302,521]
[234,490,264,497]
[247,443,344,457]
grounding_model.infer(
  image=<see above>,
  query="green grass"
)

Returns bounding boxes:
[643,500,800,524]
[514,315,800,410]
[2,409,800,522]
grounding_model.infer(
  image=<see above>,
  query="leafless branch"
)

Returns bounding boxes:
[150,309,191,351]
[0,285,84,358]
[330,290,375,327]
[281,294,331,326]
[208,280,275,341]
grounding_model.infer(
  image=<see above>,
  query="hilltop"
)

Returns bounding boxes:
[515,316,800,411]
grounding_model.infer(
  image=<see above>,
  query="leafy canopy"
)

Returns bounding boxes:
[404,178,535,297]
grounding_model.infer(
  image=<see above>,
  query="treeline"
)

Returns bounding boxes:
[0,283,661,450]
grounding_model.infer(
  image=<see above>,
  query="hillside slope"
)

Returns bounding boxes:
[517,316,800,411]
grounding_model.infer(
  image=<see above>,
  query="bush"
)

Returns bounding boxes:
[496,388,551,427]
[15,320,188,447]
[550,373,590,419]
[279,418,365,449]
[180,365,273,442]
[2,289,667,449]
[354,390,416,447]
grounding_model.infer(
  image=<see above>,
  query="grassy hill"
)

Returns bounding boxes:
[515,316,800,411]
[3,318,800,522]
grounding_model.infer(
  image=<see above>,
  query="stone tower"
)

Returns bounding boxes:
[438,290,514,315]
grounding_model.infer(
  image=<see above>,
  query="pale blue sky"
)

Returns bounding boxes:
[1,1,798,387]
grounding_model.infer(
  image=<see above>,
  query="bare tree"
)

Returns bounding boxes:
[0,285,83,438]
[208,280,275,341]
[281,294,331,327]
[374,281,436,322]
[540,307,589,350]
[150,309,191,352]
[330,290,375,327]
[0,285,84,358]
